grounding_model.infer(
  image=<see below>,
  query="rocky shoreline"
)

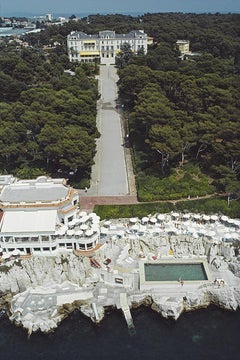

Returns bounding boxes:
[0,213,240,335]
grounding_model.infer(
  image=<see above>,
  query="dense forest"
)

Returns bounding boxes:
[0,45,99,186]
[0,12,239,198]
[115,13,240,201]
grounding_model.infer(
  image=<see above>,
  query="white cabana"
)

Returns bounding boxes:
[2,253,10,260]
[222,233,233,241]
[78,211,87,217]
[149,217,157,224]
[88,213,96,218]
[85,229,94,237]
[202,215,210,222]
[68,219,77,227]
[132,224,139,231]
[12,249,21,256]
[80,224,88,231]
[171,212,179,219]
[193,214,201,220]
[182,213,191,220]
[221,215,228,223]
[56,229,66,236]
[210,215,218,222]
[91,225,99,233]
[233,220,240,228]
[157,214,165,222]
[91,218,100,225]
[141,217,149,224]
[100,227,108,235]
[67,229,75,236]
[79,216,89,223]
[227,218,235,226]
[104,220,111,227]
[129,217,138,224]
[166,227,177,235]
[75,230,83,237]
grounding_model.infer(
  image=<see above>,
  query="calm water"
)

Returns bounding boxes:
[0,306,239,360]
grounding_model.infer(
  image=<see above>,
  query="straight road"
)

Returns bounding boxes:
[87,66,129,196]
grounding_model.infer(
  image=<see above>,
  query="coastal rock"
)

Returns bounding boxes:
[0,254,90,294]
[208,287,238,311]
[151,294,184,320]
[183,290,209,311]
[228,258,240,278]
[9,281,95,334]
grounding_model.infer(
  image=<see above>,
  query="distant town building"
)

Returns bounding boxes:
[46,13,53,22]
[67,29,150,65]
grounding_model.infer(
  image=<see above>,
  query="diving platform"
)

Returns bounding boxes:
[119,292,135,335]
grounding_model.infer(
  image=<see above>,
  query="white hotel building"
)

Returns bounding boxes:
[67,30,150,65]
[0,176,99,257]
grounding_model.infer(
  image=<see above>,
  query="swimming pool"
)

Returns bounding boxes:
[144,263,207,281]
[139,259,211,289]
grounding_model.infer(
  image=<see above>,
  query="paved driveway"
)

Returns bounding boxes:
[88,66,129,196]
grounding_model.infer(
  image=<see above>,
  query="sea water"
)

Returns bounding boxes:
[0,306,239,360]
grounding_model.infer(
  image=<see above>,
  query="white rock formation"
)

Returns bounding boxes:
[0,213,240,333]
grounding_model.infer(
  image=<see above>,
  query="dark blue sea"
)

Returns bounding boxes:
[0,306,239,360]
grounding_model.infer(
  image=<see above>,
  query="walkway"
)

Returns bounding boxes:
[87,65,133,196]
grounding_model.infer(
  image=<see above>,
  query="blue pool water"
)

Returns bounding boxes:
[144,263,208,281]
[0,306,239,360]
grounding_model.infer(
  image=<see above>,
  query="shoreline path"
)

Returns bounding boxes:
[79,65,137,211]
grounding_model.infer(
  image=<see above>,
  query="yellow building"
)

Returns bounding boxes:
[67,30,149,65]
[176,39,190,54]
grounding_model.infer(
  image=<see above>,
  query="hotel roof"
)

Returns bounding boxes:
[68,29,147,40]
[0,209,57,234]
[0,177,69,204]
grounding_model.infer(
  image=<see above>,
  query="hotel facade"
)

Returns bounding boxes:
[0,176,99,256]
[67,30,150,65]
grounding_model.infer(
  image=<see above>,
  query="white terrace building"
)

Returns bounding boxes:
[0,176,99,256]
[67,29,150,65]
